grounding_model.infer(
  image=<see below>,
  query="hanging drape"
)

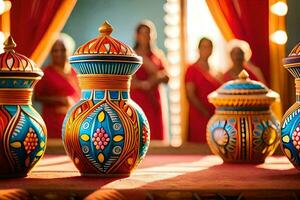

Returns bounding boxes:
[9,0,77,67]
[206,0,286,118]
[206,0,270,84]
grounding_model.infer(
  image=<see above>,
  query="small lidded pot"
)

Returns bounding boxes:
[63,21,150,176]
[207,70,280,163]
[0,36,47,178]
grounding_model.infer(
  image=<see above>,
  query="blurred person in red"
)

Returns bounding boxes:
[131,20,169,140]
[35,35,80,138]
[185,37,222,143]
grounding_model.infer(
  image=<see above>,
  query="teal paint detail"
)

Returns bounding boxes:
[109,91,119,100]
[222,82,266,90]
[0,78,34,89]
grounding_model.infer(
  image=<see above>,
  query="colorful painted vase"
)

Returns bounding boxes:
[63,21,150,176]
[0,36,47,178]
[207,70,280,163]
[281,43,300,169]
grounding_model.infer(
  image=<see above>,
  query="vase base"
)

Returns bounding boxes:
[80,173,131,178]
[0,173,28,179]
[222,159,265,164]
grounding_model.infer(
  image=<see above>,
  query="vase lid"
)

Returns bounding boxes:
[74,21,136,56]
[208,70,279,107]
[283,42,300,68]
[69,21,142,75]
[282,42,300,78]
[0,36,43,76]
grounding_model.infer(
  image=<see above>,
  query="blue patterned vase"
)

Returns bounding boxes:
[281,43,300,169]
[0,36,47,178]
[62,21,150,176]
[207,70,280,163]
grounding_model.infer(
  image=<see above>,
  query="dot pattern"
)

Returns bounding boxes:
[92,128,110,150]
[142,125,148,144]
[23,128,38,154]
[292,125,300,150]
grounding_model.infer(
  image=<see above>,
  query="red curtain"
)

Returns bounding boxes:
[8,0,76,66]
[10,1,61,57]
[209,0,270,84]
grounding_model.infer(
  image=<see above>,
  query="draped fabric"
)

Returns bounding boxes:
[206,0,270,85]
[9,0,76,67]
[206,0,285,118]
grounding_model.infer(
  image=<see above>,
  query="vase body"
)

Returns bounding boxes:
[62,22,150,176]
[207,110,279,163]
[281,44,300,169]
[0,36,47,178]
[207,70,280,163]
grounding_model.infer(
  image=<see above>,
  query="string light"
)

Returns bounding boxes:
[164,0,182,146]
[271,1,288,16]
[270,30,288,45]
[0,0,11,15]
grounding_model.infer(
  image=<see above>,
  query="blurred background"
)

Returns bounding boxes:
[0,0,299,152]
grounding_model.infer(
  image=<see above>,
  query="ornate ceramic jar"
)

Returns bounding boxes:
[63,21,150,176]
[281,43,300,169]
[0,36,47,178]
[207,70,280,163]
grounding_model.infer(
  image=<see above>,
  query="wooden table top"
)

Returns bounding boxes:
[0,154,299,200]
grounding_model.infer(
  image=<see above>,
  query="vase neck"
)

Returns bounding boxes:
[296,79,300,102]
[81,89,130,101]
[78,74,131,90]
[0,89,32,105]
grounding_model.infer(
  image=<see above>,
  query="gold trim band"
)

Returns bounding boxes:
[70,59,142,64]
[0,89,33,105]
[215,110,271,115]
[283,62,300,68]
[78,74,131,90]
[295,79,300,98]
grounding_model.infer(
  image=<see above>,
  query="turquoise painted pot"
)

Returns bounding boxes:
[281,43,300,170]
[207,70,280,163]
[62,21,150,176]
[0,36,47,178]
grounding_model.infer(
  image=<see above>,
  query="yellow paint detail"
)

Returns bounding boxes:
[36,150,44,157]
[10,141,21,148]
[113,135,124,142]
[127,158,133,165]
[126,107,132,116]
[81,134,90,141]
[74,157,79,164]
[98,153,105,163]
[40,141,45,148]
[98,111,105,122]
[282,135,290,143]
[284,148,292,159]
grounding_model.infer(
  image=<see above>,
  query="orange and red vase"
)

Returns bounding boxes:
[62,21,150,176]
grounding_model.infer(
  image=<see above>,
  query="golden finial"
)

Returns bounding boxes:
[238,69,249,80]
[98,21,113,36]
[3,36,16,52]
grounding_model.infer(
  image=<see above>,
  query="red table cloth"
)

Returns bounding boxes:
[0,154,299,199]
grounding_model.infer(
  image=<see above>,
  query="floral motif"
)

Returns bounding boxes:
[92,127,110,150]
[253,119,279,154]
